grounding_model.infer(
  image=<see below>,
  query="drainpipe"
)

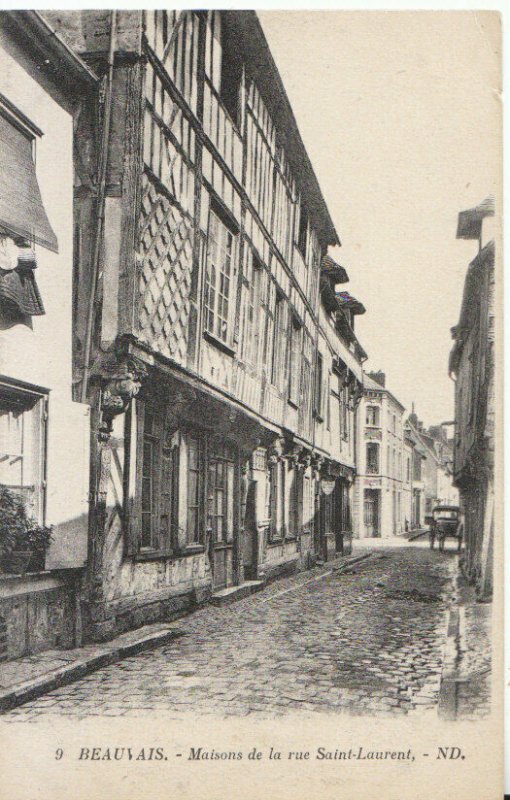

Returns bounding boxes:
[81,11,117,404]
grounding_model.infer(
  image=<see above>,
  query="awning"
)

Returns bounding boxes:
[0,110,58,253]
[321,254,349,284]
[335,290,366,315]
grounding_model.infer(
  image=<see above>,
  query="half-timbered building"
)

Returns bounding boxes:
[43,10,366,639]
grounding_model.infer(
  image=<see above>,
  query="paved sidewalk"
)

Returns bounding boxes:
[438,569,492,720]
[0,548,371,713]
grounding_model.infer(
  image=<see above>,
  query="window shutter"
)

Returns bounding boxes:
[124,400,143,556]
[0,111,58,253]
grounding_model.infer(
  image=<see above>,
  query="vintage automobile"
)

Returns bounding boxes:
[429,505,461,552]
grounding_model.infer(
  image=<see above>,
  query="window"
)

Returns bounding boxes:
[186,436,201,545]
[218,15,243,125]
[366,405,380,427]
[242,249,262,365]
[207,443,236,544]
[314,352,323,418]
[287,464,300,538]
[0,380,47,524]
[288,316,302,406]
[326,371,331,430]
[342,386,349,441]
[204,208,238,345]
[414,455,422,481]
[268,459,285,541]
[206,12,243,126]
[137,401,179,553]
[297,206,307,260]
[271,291,287,388]
[366,442,379,475]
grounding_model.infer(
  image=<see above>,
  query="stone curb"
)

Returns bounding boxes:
[331,552,373,573]
[0,628,185,713]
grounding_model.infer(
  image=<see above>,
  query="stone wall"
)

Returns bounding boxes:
[0,574,78,660]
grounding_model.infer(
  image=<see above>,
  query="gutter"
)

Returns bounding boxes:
[2,11,99,91]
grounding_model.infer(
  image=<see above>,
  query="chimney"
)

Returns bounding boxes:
[368,370,386,388]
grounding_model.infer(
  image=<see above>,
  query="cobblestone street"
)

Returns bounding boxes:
[3,543,481,721]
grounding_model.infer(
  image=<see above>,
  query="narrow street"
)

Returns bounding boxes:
[3,540,488,722]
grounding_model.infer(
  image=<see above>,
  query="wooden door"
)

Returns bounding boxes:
[208,444,237,590]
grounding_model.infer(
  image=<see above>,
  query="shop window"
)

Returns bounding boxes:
[136,401,179,554]
[204,206,238,347]
[0,380,47,523]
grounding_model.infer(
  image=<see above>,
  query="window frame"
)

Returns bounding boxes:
[287,314,302,407]
[0,377,48,526]
[134,399,179,557]
[314,352,324,420]
[204,203,239,351]
[366,442,380,475]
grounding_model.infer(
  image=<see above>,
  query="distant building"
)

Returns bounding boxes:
[449,196,495,600]
[407,414,458,522]
[353,371,406,538]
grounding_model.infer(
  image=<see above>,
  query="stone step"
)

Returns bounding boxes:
[211,580,265,607]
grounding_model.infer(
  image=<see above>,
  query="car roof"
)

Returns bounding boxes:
[433,505,459,512]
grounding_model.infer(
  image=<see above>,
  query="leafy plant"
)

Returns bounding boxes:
[0,485,53,556]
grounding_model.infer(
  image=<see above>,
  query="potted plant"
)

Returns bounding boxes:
[0,486,53,574]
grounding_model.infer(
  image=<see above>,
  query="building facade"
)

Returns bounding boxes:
[353,371,407,539]
[0,13,94,659]
[41,10,366,641]
[449,197,495,600]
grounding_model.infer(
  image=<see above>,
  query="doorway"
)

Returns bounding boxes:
[364,488,380,537]
[242,479,258,580]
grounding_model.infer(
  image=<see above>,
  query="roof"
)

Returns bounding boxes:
[457,195,495,240]
[2,12,99,93]
[449,239,495,374]
[362,372,404,411]
[229,12,340,247]
[321,254,349,284]
[335,291,366,315]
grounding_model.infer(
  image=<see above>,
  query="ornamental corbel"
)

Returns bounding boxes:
[299,449,313,469]
[285,443,303,467]
[311,453,324,478]
[100,356,147,438]
[267,436,284,465]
